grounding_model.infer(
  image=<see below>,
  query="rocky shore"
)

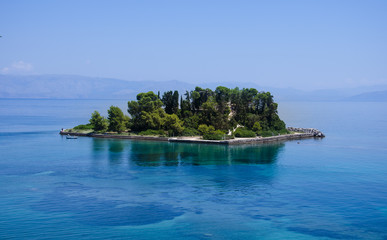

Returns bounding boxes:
[287,127,325,137]
[60,127,324,145]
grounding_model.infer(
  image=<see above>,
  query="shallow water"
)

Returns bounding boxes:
[0,99,386,239]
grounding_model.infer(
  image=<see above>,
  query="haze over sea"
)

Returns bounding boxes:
[0,99,386,239]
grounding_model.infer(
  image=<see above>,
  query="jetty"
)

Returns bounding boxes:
[60,127,324,145]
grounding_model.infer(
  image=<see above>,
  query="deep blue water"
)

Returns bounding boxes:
[0,99,386,239]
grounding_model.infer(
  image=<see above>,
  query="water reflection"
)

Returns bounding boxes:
[92,139,284,167]
[107,140,125,165]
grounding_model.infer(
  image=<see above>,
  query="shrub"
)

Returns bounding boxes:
[73,123,94,130]
[203,130,226,140]
[279,128,289,135]
[234,128,256,138]
[198,124,215,136]
[252,122,262,135]
[260,130,274,137]
[181,127,200,136]
[139,129,166,136]
[163,113,184,135]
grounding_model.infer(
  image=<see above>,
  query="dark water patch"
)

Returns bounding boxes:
[250,214,271,220]
[0,130,57,136]
[31,183,184,226]
[179,151,199,158]
[287,226,355,239]
[229,143,284,165]
[108,140,125,153]
[127,140,284,166]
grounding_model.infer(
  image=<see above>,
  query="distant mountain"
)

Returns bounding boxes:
[1,74,387,101]
[343,90,387,102]
[0,74,196,100]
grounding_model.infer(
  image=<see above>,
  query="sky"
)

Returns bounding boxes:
[1,0,386,90]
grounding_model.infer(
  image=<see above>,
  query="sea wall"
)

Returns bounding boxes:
[60,130,323,145]
[287,127,325,137]
[169,133,315,145]
[59,131,169,141]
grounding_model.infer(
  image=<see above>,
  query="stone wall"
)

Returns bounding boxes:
[287,127,325,137]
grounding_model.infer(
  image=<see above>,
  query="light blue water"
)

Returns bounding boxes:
[0,99,386,239]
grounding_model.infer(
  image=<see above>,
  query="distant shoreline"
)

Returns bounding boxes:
[59,128,324,145]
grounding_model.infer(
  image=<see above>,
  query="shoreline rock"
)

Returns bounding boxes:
[286,127,325,137]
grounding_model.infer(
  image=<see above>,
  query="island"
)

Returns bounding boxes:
[60,86,324,144]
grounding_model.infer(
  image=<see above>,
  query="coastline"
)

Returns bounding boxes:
[59,127,324,145]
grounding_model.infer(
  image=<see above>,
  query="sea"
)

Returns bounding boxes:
[0,99,386,240]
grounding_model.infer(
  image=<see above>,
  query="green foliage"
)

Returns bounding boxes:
[215,86,230,105]
[124,115,132,130]
[181,127,200,136]
[128,91,161,116]
[279,128,289,135]
[89,110,108,132]
[245,113,260,129]
[74,123,94,130]
[139,129,166,136]
[162,90,179,114]
[107,106,126,133]
[198,124,225,140]
[252,122,262,135]
[128,91,165,131]
[140,108,165,130]
[123,86,287,137]
[163,113,184,135]
[180,91,191,116]
[183,114,199,129]
[261,130,274,137]
[198,124,215,136]
[234,128,256,138]
[203,130,226,140]
[200,97,217,126]
[271,114,286,131]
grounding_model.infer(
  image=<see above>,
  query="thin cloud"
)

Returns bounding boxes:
[1,61,33,74]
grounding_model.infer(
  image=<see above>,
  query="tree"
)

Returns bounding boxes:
[172,90,179,114]
[108,106,126,133]
[180,91,191,118]
[140,108,165,130]
[123,86,286,136]
[163,113,184,135]
[162,90,179,114]
[215,86,230,106]
[128,91,164,131]
[89,111,108,132]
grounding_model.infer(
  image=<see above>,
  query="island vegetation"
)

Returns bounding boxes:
[69,86,288,140]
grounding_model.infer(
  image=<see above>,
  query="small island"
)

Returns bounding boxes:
[60,86,324,144]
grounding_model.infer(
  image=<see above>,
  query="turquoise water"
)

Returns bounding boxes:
[0,99,386,239]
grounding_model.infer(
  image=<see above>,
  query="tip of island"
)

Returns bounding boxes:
[60,86,325,144]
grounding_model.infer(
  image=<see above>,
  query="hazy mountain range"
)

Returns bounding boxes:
[1,74,387,102]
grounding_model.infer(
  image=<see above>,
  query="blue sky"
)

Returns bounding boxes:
[1,0,386,90]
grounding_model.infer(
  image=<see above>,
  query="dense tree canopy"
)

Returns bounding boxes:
[84,86,287,138]
[127,86,286,136]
